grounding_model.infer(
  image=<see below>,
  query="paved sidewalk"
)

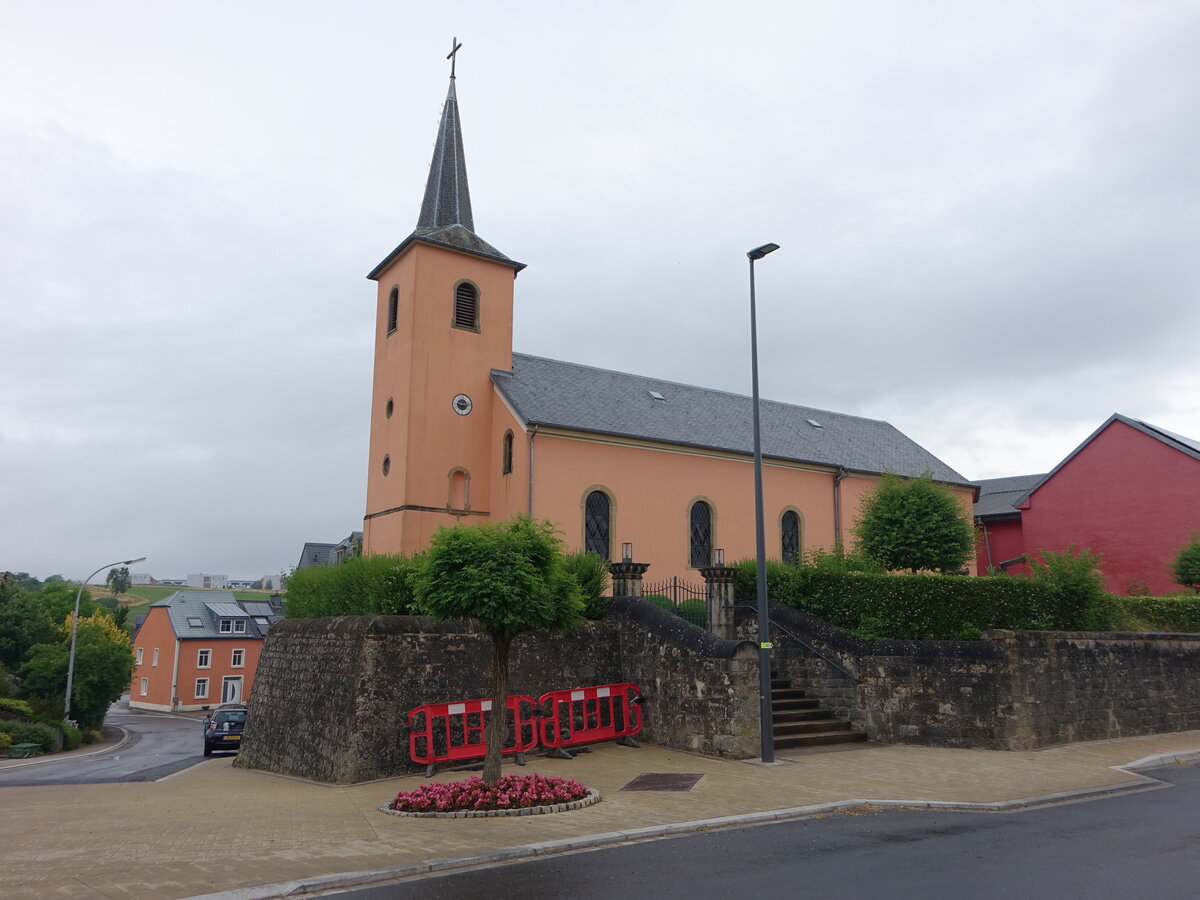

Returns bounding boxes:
[2,731,1198,899]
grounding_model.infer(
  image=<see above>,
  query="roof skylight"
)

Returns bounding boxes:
[648,390,665,401]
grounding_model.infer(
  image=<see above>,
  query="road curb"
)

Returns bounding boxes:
[182,749,1196,900]
[0,725,132,772]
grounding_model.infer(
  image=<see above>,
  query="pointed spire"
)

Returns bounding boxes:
[417,77,474,232]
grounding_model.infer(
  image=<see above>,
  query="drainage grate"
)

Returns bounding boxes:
[621,773,704,792]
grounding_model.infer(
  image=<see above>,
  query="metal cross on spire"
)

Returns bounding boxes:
[447,37,463,78]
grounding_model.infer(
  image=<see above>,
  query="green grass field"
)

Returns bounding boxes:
[94,585,277,621]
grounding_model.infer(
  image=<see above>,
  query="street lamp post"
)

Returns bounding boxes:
[64,555,146,722]
[747,241,779,763]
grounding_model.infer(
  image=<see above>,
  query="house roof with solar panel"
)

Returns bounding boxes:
[135,591,283,641]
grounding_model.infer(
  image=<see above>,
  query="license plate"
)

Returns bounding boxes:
[227,735,241,741]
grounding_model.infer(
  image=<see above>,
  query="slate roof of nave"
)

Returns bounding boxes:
[493,353,972,487]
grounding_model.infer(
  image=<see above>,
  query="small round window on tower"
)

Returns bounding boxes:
[382,455,391,476]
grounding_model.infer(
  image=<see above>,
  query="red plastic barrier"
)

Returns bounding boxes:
[538,682,643,750]
[408,694,538,767]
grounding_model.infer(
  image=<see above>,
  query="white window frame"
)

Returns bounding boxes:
[135,647,144,666]
[233,619,246,634]
[140,677,148,696]
[195,678,209,699]
[197,648,212,669]
[231,648,245,668]
[219,619,232,633]
[152,647,159,667]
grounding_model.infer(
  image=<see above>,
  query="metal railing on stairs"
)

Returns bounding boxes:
[725,604,860,682]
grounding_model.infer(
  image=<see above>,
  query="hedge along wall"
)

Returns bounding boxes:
[237,599,758,783]
[764,604,1200,750]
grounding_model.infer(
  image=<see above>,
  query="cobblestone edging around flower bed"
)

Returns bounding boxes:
[379,788,601,818]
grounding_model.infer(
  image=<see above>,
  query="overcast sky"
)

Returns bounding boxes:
[3,2,1198,583]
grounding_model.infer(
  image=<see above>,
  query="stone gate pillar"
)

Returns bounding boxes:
[700,565,738,640]
[609,561,650,598]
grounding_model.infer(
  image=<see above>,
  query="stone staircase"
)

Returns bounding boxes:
[770,676,868,751]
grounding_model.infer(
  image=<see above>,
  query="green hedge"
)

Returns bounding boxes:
[0,720,56,753]
[1109,594,1200,633]
[732,560,1095,640]
[284,554,424,618]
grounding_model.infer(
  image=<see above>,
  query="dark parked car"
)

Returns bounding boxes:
[203,706,247,756]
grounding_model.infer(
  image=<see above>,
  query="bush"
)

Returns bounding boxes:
[853,474,975,574]
[732,558,1090,640]
[1171,532,1200,592]
[1027,546,1112,630]
[0,731,11,752]
[561,551,611,620]
[677,598,708,628]
[0,720,56,753]
[284,554,425,617]
[0,698,35,719]
[802,546,887,575]
[61,723,83,751]
[1109,594,1200,633]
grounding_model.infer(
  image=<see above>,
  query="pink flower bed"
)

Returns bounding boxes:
[390,773,589,813]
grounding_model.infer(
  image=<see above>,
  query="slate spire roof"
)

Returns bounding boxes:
[368,73,522,279]
[418,77,473,233]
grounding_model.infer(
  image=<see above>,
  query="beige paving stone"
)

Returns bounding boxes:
[1,732,1197,898]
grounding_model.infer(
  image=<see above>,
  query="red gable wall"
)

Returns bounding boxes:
[1019,419,1200,595]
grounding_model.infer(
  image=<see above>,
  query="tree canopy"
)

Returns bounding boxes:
[416,516,583,782]
[105,566,131,596]
[853,473,975,574]
[1171,532,1200,592]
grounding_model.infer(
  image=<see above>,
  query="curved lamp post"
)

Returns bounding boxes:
[64,555,146,721]
[747,242,779,762]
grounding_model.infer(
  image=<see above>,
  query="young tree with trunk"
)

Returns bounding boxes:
[416,516,583,784]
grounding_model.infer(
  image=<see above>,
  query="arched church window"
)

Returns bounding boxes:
[387,286,399,334]
[689,501,712,568]
[453,282,479,330]
[584,490,611,559]
[781,510,801,563]
[501,431,514,475]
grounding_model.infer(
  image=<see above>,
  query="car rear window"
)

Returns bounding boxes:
[215,711,246,724]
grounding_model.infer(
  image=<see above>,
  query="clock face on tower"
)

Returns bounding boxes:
[452,393,473,416]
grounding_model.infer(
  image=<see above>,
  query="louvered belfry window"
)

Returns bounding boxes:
[781,510,801,563]
[584,491,611,559]
[387,286,399,334]
[453,282,479,330]
[689,501,712,567]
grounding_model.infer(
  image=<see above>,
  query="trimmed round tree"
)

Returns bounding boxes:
[415,516,584,784]
[853,473,975,574]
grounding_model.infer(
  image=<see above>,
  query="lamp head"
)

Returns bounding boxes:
[123,557,147,566]
[747,242,780,261]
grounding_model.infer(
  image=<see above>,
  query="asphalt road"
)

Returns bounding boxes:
[333,763,1200,900]
[0,706,209,786]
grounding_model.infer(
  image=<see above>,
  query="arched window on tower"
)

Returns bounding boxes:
[387,286,399,334]
[689,501,713,568]
[781,510,801,564]
[453,282,479,331]
[501,431,514,475]
[584,490,611,559]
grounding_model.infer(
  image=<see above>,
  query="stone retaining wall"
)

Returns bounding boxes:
[238,599,758,783]
[766,604,1200,750]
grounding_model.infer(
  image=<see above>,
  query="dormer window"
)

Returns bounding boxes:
[234,619,246,633]
[219,619,232,633]
[453,282,479,331]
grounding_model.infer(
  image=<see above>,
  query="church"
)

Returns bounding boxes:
[361,59,976,582]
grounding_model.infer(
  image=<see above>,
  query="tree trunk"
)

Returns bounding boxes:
[481,633,512,784]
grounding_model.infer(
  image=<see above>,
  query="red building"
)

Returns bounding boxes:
[975,414,1200,594]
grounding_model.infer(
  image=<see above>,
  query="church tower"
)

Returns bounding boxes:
[362,48,524,557]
